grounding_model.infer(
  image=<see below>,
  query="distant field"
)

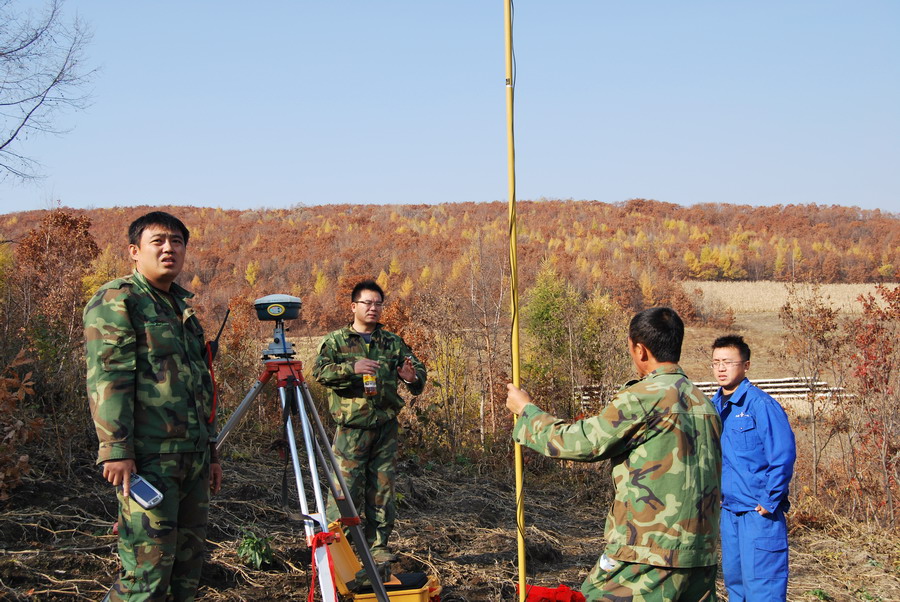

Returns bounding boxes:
[680,281,896,381]
[682,280,890,314]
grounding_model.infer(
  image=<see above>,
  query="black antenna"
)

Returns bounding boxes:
[214,308,231,344]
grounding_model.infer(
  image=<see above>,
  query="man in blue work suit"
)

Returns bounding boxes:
[711,335,796,601]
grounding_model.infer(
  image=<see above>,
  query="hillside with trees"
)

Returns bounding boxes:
[3,200,897,328]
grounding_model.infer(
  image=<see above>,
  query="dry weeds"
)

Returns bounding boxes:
[1,451,899,601]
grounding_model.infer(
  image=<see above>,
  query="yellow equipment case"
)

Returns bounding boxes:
[326,523,441,601]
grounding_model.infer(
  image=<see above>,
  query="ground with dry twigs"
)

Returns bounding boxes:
[2,449,899,601]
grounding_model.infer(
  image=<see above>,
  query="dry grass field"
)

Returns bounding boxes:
[683,280,886,314]
[678,281,892,381]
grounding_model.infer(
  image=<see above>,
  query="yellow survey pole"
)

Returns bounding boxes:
[503,1,527,600]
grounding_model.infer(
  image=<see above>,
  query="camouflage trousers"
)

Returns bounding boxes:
[326,419,398,550]
[107,450,210,602]
[581,556,717,601]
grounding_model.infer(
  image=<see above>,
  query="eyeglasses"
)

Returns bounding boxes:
[711,360,746,368]
[354,300,384,308]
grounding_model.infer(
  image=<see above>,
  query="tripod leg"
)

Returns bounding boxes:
[286,385,330,530]
[299,382,391,602]
[278,385,339,601]
[215,378,268,451]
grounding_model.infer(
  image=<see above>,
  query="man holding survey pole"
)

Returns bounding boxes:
[507,307,722,600]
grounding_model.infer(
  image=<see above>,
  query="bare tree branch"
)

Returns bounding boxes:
[0,0,95,181]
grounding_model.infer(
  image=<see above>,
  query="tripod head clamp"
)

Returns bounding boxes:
[254,294,302,359]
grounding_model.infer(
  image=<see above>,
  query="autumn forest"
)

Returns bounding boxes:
[4,199,897,327]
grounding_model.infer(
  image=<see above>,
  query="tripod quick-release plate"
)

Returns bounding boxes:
[255,294,302,321]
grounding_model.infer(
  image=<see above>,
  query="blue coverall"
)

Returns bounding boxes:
[713,378,796,602]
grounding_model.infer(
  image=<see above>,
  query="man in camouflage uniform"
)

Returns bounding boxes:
[313,279,426,563]
[84,211,222,601]
[507,307,722,601]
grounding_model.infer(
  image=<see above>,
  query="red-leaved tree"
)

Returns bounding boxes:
[848,284,900,526]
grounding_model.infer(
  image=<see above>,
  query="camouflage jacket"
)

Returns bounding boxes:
[84,270,215,463]
[313,323,426,428]
[513,364,722,568]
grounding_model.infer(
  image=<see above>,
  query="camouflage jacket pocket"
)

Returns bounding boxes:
[100,334,137,371]
[144,322,180,357]
[332,395,377,428]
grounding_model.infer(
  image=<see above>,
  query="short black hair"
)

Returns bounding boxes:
[712,334,751,362]
[629,307,684,363]
[128,211,190,246]
[351,279,384,302]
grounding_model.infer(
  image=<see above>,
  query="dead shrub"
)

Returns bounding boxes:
[685,286,735,328]
[0,351,43,501]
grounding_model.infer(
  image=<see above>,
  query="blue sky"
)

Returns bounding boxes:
[1,0,898,214]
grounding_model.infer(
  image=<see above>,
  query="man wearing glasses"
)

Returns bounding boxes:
[314,279,426,563]
[711,335,796,601]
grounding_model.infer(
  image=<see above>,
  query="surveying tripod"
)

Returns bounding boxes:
[215,296,390,602]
